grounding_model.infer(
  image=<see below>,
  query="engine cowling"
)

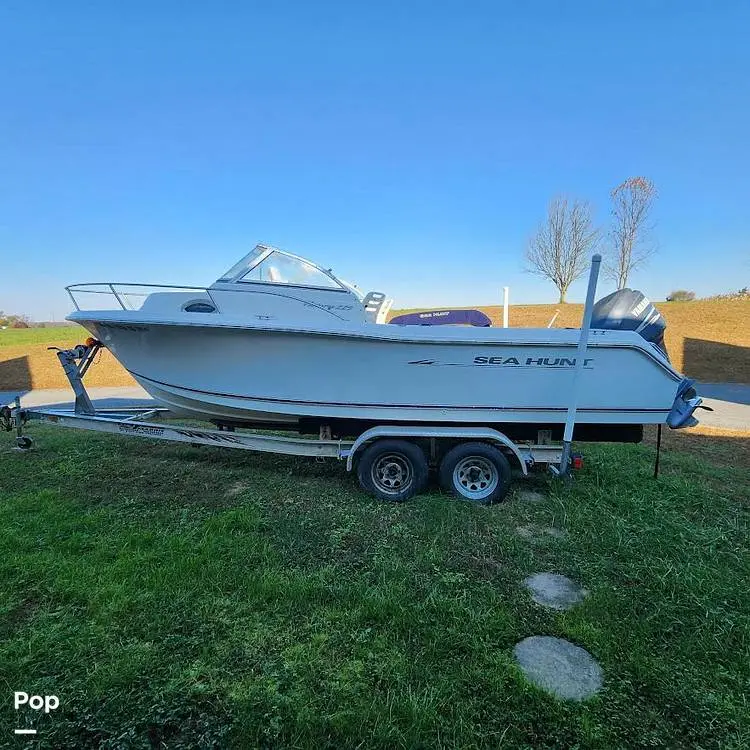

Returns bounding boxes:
[591,289,668,358]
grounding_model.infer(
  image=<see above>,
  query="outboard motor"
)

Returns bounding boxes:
[591,289,668,358]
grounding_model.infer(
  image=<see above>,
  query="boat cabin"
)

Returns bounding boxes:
[132,245,392,324]
[207,245,392,323]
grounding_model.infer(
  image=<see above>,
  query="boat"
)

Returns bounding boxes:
[65,244,702,440]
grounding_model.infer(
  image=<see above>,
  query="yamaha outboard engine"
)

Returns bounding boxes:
[591,289,668,358]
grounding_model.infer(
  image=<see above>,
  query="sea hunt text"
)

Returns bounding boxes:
[473,356,594,367]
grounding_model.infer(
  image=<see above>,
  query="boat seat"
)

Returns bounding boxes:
[389,309,492,327]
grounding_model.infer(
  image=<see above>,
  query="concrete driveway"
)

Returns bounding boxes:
[0,386,155,411]
[694,383,750,431]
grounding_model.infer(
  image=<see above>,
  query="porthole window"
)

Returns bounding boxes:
[183,301,216,313]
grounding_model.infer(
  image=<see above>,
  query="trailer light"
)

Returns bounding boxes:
[572,455,584,470]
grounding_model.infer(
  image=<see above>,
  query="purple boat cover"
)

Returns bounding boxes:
[389,309,492,327]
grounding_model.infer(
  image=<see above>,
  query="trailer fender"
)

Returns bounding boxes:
[343,425,528,475]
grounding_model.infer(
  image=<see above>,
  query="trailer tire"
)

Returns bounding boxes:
[439,442,511,505]
[357,439,428,502]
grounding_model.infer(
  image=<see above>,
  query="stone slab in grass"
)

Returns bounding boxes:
[524,572,588,610]
[514,636,603,701]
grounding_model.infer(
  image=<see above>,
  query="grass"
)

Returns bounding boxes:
[0,326,81,349]
[2,297,747,389]
[1,425,748,748]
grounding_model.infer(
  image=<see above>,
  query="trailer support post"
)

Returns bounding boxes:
[558,254,601,476]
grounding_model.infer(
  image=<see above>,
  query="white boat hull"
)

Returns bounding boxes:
[75,316,686,428]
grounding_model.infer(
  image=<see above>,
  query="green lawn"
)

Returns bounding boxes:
[1,428,748,749]
[0,326,80,348]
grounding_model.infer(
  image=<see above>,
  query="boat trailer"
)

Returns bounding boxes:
[2,338,573,504]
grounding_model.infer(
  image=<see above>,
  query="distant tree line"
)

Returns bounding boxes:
[704,287,749,301]
[646,287,747,302]
[525,177,657,302]
[0,311,31,328]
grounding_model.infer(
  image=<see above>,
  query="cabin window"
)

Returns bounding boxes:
[183,301,216,313]
[239,251,341,289]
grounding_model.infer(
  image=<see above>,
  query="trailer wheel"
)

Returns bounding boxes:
[357,439,428,502]
[439,442,511,504]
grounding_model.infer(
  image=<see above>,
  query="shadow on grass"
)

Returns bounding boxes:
[643,424,750,471]
[683,337,750,384]
[0,354,32,392]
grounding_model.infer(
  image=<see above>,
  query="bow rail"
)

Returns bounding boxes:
[66,283,219,312]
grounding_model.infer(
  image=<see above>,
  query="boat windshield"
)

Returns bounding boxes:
[216,245,345,290]
[216,246,268,283]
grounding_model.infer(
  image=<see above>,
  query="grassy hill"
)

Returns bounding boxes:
[1,298,748,390]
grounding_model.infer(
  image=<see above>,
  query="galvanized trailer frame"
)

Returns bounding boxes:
[2,338,567,504]
[8,397,564,471]
[3,332,565,474]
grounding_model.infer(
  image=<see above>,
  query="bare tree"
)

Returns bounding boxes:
[606,177,657,289]
[526,197,599,303]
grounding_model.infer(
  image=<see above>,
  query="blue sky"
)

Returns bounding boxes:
[1,0,748,320]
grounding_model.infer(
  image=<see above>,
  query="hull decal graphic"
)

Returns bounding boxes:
[409,356,595,369]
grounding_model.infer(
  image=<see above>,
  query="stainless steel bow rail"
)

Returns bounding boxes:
[1,338,570,503]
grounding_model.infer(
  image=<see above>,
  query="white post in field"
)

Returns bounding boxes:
[502,286,509,328]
